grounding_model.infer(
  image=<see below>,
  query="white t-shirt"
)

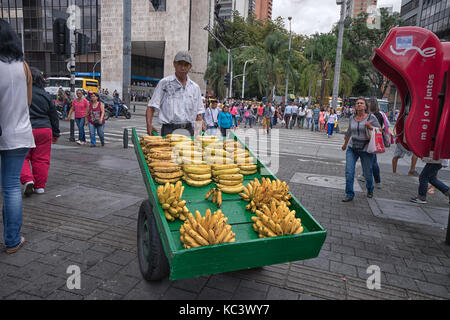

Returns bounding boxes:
[306,109,312,118]
[0,61,35,150]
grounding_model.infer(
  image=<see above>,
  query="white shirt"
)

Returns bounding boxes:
[204,107,219,127]
[148,74,204,124]
[327,114,338,124]
[0,61,35,150]
[291,105,299,114]
[306,109,312,118]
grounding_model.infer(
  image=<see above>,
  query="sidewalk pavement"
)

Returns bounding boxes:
[0,129,449,300]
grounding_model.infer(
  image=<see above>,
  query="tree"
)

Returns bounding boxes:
[204,47,228,98]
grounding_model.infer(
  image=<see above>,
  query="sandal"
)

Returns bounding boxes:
[5,236,25,254]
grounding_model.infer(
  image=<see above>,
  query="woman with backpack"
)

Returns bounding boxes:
[85,92,106,147]
[21,67,60,197]
[243,106,252,128]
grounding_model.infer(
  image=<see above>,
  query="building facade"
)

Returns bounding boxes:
[254,0,272,20]
[345,0,378,18]
[0,0,101,77]
[1,0,210,95]
[400,0,450,40]
[216,0,255,21]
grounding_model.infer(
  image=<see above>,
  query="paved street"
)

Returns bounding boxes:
[1,108,449,300]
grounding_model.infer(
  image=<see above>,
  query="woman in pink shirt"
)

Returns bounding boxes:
[67,89,89,145]
[230,104,238,128]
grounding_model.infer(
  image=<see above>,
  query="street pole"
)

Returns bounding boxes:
[285,17,292,104]
[242,58,255,99]
[229,52,233,99]
[331,0,346,110]
[227,50,231,98]
[307,46,314,108]
[123,0,132,108]
[92,57,102,80]
[69,0,76,142]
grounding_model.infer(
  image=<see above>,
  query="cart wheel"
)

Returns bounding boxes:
[137,200,170,281]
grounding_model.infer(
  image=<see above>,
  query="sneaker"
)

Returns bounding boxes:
[342,197,353,202]
[76,140,81,145]
[34,188,45,194]
[375,182,382,189]
[410,197,427,204]
[367,191,373,198]
[23,181,34,197]
[101,141,105,147]
[5,236,25,254]
[90,144,96,147]
[408,170,419,177]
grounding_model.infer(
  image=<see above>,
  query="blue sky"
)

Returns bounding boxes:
[272,0,402,36]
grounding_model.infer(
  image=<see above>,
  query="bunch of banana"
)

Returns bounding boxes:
[140,135,170,148]
[156,181,190,221]
[239,177,292,212]
[195,136,220,148]
[205,187,223,208]
[182,164,212,187]
[251,201,303,238]
[166,134,191,142]
[210,164,245,194]
[179,209,235,249]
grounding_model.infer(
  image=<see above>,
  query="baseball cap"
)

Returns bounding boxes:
[174,50,192,64]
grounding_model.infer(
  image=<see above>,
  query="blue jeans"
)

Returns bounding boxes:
[75,117,86,142]
[418,163,449,198]
[206,126,218,136]
[312,119,319,131]
[306,117,312,128]
[88,123,105,146]
[62,104,69,119]
[372,155,381,184]
[244,117,252,127]
[345,147,375,198]
[1,148,29,249]
[327,123,334,136]
[114,104,119,117]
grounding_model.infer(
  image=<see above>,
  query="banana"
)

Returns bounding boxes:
[155,177,180,184]
[216,189,222,208]
[217,179,243,186]
[182,176,212,187]
[212,168,240,176]
[186,172,212,181]
[216,184,245,194]
[218,174,243,181]
[234,156,255,164]
[238,164,257,170]
[162,203,171,210]
[147,161,179,168]
[164,210,175,221]
[212,189,218,203]
[180,157,207,165]
[154,170,184,179]
[211,164,238,171]
[205,188,215,200]
[153,166,182,173]
[240,169,257,175]
[183,166,211,174]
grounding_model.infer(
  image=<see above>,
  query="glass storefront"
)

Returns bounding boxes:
[0,0,101,76]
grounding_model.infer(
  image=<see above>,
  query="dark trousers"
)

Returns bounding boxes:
[290,114,297,129]
[418,163,449,198]
[161,123,194,137]
[220,127,229,137]
[284,114,291,129]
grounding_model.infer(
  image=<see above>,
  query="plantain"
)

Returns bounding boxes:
[240,169,257,175]
[216,184,245,194]
[216,189,222,208]
[205,188,215,200]
[155,177,180,184]
[212,168,240,176]
[216,179,243,186]
[153,166,182,173]
[182,176,212,187]
[217,174,243,181]
[154,170,184,179]
[186,172,212,181]
[183,166,211,175]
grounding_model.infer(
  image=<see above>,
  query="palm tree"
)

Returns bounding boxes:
[204,47,228,99]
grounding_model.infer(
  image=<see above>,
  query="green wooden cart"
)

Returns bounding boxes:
[132,128,327,281]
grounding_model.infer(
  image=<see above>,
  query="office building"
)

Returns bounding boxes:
[400,0,450,40]
[217,0,255,21]
[345,0,378,18]
[0,0,210,95]
[254,0,272,20]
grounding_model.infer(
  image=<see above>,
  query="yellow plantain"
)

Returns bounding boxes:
[205,188,215,200]
[218,174,243,181]
[186,172,212,181]
[211,164,238,170]
[240,169,257,175]
[182,166,211,175]
[182,176,212,187]
[217,179,243,186]
[154,170,184,179]
[153,166,182,173]
[147,161,179,168]
[212,168,240,176]
[216,184,245,194]
[216,190,222,208]
[238,164,257,170]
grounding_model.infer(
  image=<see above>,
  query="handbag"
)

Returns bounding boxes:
[382,131,392,148]
[367,128,386,154]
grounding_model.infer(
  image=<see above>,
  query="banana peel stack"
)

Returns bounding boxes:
[156,181,190,221]
[222,140,257,175]
[251,201,303,238]
[140,135,183,184]
[239,177,292,213]
[211,164,245,194]
[180,209,236,249]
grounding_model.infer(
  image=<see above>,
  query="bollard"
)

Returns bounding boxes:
[69,119,75,142]
[123,128,128,148]
[133,104,136,113]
